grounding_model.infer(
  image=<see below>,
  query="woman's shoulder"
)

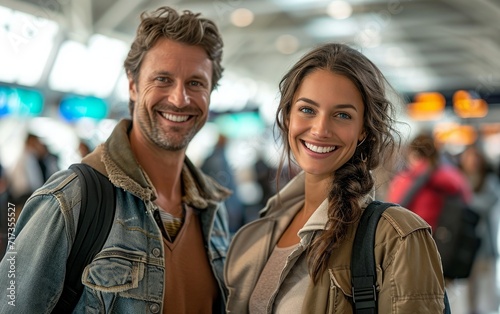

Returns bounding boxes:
[378,203,431,237]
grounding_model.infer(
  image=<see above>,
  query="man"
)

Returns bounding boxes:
[0,6,231,313]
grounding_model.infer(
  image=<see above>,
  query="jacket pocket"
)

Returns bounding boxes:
[81,250,146,293]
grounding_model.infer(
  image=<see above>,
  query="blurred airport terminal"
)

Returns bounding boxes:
[1,0,500,312]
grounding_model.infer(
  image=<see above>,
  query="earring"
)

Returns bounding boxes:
[357,137,366,147]
[360,152,367,163]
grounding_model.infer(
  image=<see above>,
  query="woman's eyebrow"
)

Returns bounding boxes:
[295,98,358,111]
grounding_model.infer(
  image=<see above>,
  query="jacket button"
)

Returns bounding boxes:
[149,303,160,313]
[152,247,161,257]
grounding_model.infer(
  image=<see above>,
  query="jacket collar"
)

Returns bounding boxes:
[82,119,231,206]
[261,170,374,225]
[259,171,306,218]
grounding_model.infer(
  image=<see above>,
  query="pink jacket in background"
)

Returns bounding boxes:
[386,160,473,230]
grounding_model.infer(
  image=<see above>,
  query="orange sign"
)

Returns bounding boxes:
[407,92,445,120]
[434,122,477,145]
[453,90,488,118]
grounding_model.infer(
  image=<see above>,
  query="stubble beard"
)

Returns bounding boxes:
[139,114,200,152]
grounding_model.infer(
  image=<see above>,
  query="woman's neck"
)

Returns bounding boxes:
[303,174,330,214]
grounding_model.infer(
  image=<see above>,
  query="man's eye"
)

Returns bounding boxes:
[189,81,203,87]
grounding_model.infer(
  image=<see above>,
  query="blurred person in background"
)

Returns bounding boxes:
[458,145,500,313]
[386,133,474,314]
[78,139,93,158]
[386,133,472,231]
[225,43,447,313]
[0,6,230,313]
[252,154,278,214]
[201,133,244,234]
[8,133,59,211]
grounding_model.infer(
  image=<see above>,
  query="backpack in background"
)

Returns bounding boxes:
[433,193,480,279]
[400,168,481,279]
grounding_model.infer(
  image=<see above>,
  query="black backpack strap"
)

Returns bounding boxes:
[399,168,433,207]
[351,200,452,314]
[52,163,116,313]
[351,201,396,314]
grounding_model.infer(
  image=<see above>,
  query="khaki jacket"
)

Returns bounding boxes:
[225,172,446,313]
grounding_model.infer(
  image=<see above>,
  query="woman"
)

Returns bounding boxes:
[224,43,446,313]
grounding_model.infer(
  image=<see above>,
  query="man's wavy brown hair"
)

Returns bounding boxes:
[124,6,224,115]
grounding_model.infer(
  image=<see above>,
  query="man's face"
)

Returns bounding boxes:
[129,38,213,152]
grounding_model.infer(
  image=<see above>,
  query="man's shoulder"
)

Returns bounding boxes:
[27,167,101,215]
[31,168,80,197]
[16,168,83,239]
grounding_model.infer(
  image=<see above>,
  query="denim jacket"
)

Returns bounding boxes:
[0,119,231,313]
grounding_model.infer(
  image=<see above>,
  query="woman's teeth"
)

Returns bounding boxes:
[304,142,336,153]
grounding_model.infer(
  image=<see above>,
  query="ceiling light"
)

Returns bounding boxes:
[0,6,59,86]
[355,29,381,48]
[210,75,257,112]
[306,18,359,38]
[49,34,128,98]
[275,34,299,54]
[327,1,353,20]
[230,8,254,28]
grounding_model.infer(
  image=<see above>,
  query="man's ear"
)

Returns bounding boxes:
[128,74,137,102]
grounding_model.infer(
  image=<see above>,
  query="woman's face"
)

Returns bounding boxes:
[460,147,482,174]
[287,69,365,181]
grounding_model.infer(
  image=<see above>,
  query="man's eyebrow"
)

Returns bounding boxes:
[151,71,209,81]
[154,71,171,75]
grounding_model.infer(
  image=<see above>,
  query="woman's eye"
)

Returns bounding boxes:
[299,107,314,114]
[337,112,351,119]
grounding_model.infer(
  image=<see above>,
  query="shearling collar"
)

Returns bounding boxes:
[82,119,231,208]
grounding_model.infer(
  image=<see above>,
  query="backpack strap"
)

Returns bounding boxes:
[351,200,452,314]
[399,168,433,207]
[351,201,395,314]
[52,163,116,313]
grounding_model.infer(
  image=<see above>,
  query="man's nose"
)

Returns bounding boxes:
[169,84,189,107]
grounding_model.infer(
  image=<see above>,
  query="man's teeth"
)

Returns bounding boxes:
[162,113,189,122]
[304,142,336,153]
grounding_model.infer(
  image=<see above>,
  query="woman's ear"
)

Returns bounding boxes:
[357,131,367,147]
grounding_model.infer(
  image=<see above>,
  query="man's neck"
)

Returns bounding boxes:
[129,129,185,212]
